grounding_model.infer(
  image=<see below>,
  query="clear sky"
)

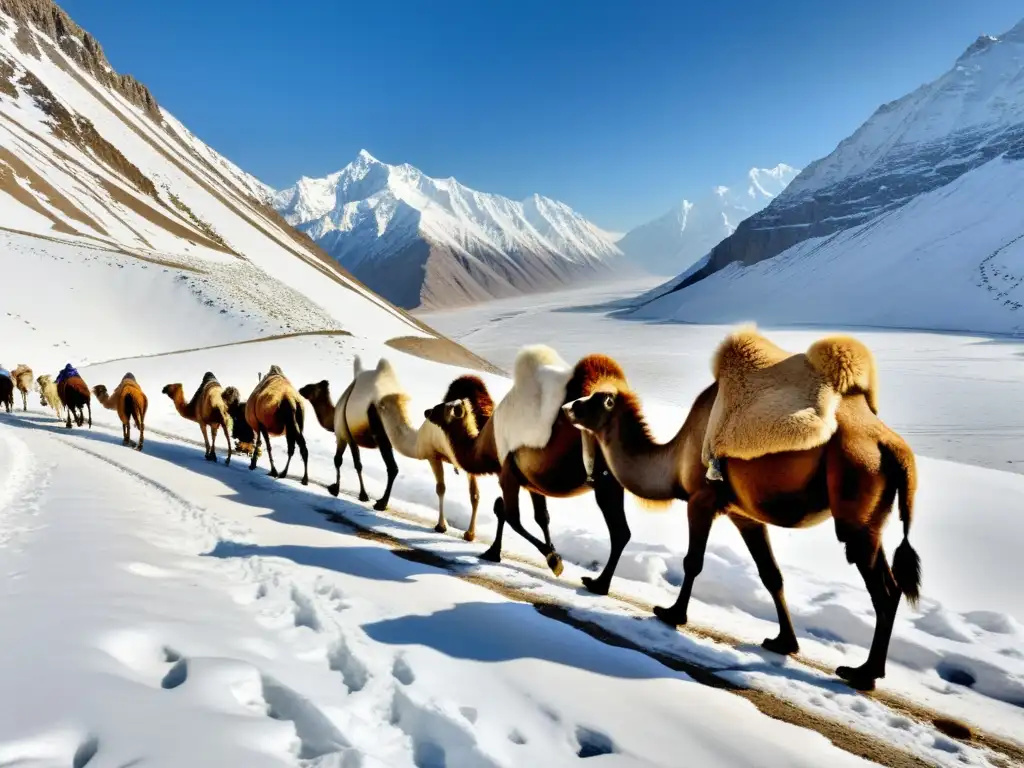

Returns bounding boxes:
[60,0,1022,232]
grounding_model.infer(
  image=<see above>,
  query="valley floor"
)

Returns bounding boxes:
[1,282,1023,767]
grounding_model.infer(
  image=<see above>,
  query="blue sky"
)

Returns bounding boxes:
[61,0,1022,231]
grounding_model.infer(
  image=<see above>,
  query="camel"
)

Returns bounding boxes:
[11,365,33,412]
[376,371,493,540]
[93,373,148,450]
[0,368,12,414]
[300,357,403,511]
[56,364,91,429]
[161,372,233,464]
[223,386,260,457]
[245,365,309,485]
[562,332,920,692]
[425,347,632,593]
[36,375,64,421]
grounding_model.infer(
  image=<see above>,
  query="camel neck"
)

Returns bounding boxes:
[174,391,197,421]
[310,396,335,432]
[601,411,683,501]
[96,393,115,410]
[446,419,500,475]
[378,396,420,459]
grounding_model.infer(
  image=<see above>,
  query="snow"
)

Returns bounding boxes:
[616,164,799,275]
[271,149,623,270]
[629,155,1024,335]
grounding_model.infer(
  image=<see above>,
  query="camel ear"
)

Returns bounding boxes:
[603,394,615,411]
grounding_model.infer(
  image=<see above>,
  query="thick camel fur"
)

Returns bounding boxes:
[563,353,919,691]
[377,372,494,539]
[161,372,233,464]
[12,365,33,411]
[245,365,309,485]
[93,373,148,451]
[703,325,878,464]
[299,357,404,511]
[58,374,92,429]
[36,375,63,421]
[425,354,633,595]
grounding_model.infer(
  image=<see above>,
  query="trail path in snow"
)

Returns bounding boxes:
[0,416,891,768]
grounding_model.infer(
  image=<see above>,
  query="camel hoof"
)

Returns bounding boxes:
[225,457,231,466]
[762,635,800,656]
[373,499,388,512]
[479,546,501,563]
[653,605,687,627]
[358,492,370,503]
[327,483,340,497]
[269,469,279,478]
[249,463,257,472]
[301,477,309,486]
[434,523,448,534]
[836,665,879,691]
[581,576,610,596]
[463,531,476,542]
[546,552,564,577]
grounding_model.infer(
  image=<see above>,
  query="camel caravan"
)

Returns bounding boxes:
[1,324,919,691]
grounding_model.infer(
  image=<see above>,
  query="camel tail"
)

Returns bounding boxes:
[884,435,921,606]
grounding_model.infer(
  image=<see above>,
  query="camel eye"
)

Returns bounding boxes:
[603,394,615,411]
[451,403,465,419]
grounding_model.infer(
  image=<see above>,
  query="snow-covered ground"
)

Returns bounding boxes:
[4,289,1023,765]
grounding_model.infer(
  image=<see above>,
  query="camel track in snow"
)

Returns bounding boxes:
[4,410,1023,768]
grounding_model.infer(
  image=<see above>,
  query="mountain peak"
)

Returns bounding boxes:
[356,148,379,163]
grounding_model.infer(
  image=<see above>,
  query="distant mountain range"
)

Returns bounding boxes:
[272,152,622,309]
[616,165,799,275]
[630,18,1024,334]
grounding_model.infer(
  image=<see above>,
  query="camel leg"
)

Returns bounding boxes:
[328,437,347,497]
[136,414,145,452]
[367,404,398,511]
[349,437,370,502]
[296,426,309,486]
[581,458,629,595]
[123,419,131,447]
[654,490,718,626]
[280,426,295,480]
[262,428,279,477]
[21,390,27,412]
[483,458,561,574]
[210,423,223,463]
[731,517,799,655]
[87,400,91,429]
[429,458,447,533]
[64,403,73,429]
[528,492,564,576]
[836,537,901,691]
[223,421,232,466]
[464,474,480,542]
[249,428,263,471]
[200,423,213,460]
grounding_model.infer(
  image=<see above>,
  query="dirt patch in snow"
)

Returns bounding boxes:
[0,147,94,235]
[385,335,504,375]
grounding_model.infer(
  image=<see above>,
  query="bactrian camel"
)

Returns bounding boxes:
[56,365,91,429]
[245,365,309,485]
[12,365,33,412]
[0,370,12,414]
[563,328,920,691]
[377,369,492,540]
[300,357,401,511]
[93,373,148,451]
[36,375,63,421]
[426,346,632,594]
[162,372,233,464]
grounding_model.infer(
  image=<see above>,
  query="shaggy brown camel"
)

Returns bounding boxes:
[56,367,92,429]
[377,373,493,540]
[93,373,148,450]
[425,352,631,593]
[300,357,402,511]
[245,365,309,485]
[36,375,63,421]
[12,365,33,412]
[223,386,260,457]
[161,372,233,464]
[562,358,920,692]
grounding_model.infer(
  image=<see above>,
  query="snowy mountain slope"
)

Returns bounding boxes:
[0,0,492,374]
[618,164,798,275]
[272,150,622,310]
[640,18,1024,330]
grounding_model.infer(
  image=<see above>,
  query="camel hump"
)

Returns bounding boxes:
[710,323,791,380]
[267,364,284,377]
[371,358,404,401]
[444,375,494,422]
[566,354,628,402]
[202,371,218,385]
[512,345,570,386]
[352,356,365,377]
[122,372,136,382]
[806,336,878,413]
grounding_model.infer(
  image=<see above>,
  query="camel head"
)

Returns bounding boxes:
[298,380,331,406]
[92,384,109,401]
[562,391,618,435]
[161,383,183,400]
[425,399,469,428]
